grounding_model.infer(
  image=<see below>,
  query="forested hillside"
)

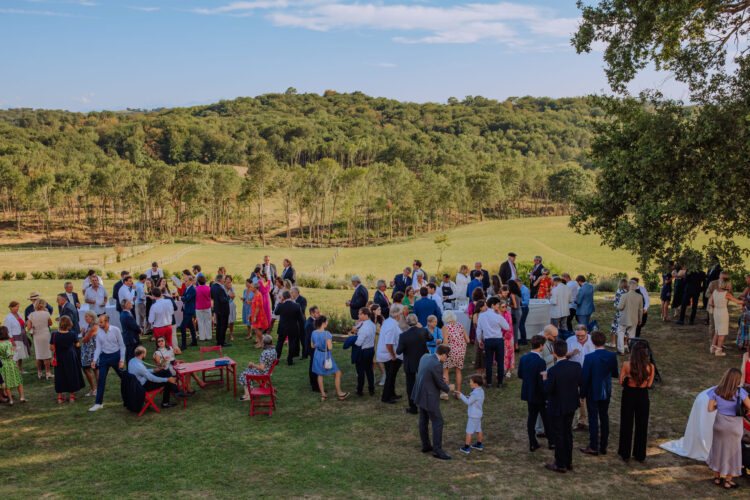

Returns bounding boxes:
[0,91,598,246]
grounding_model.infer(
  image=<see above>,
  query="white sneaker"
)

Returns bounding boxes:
[378,374,386,386]
[88,404,103,412]
[605,342,614,348]
[715,349,726,357]
[505,372,512,378]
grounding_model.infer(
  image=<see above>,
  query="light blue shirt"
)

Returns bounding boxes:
[93,325,126,363]
[459,387,485,419]
[128,357,168,385]
[520,285,530,307]
[135,281,146,304]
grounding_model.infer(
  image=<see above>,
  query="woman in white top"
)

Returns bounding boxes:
[5,301,29,373]
[153,336,206,393]
[27,299,53,379]
[709,279,743,357]
[353,307,377,396]
[455,265,471,308]
[225,275,237,342]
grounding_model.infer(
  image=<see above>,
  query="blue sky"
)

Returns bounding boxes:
[0,0,688,111]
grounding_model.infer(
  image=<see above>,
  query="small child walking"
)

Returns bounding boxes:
[455,374,485,454]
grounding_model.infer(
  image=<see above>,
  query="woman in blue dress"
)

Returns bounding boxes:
[242,278,255,340]
[311,315,350,402]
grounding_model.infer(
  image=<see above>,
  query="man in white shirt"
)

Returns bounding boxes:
[148,288,175,347]
[549,277,573,331]
[566,324,595,429]
[118,275,135,308]
[89,314,125,412]
[476,297,511,388]
[426,283,444,312]
[145,262,163,280]
[84,279,108,315]
[82,270,103,293]
[562,273,580,331]
[377,303,405,404]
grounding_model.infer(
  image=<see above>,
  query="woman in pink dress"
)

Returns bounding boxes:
[255,268,272,332]
[501,299,514,377]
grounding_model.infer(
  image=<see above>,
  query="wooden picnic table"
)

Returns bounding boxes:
[174,357,237,407]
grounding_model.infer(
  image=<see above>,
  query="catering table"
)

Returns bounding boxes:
[525,299,551,338]
[174,356,237,407]
[454,311,471,336]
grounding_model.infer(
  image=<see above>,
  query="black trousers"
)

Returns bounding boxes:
[618,386,650,461]
[179,312,197,348]
[679,290,700,323]
[527,402,549,447]
[550,412,575,468]
[405,370,417,410]
[484,338,504,387]
[567,307,577,331]
[276,330,300,365]
[381,359,402,402]
[143,369,179,404]
[125,343,137,365]
[355,348,375,394]
[635,312,648,337]
[418,407,444,453]
[587,397,610,452]
[215,309,228,345]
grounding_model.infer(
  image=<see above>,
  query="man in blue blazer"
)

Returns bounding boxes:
[179,276,197,350]
[574,276,595,328]
[580,330,619,456]
[543,340,582,473]
[517,334,550,452]
[346,276,368,320]
[391,267,412,299]
[120,299,142,364]
[413,288,442,328]
[56,294,80,336]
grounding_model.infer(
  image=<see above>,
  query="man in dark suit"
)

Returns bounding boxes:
[396,314,434,415]
[346,276,368,320]
[261,255,277,283]
[528,256,544,298]
[274,291,305,365]
[517,334,550,452]
[373,280,391,318]
[56,294,80,336]
[112,270,129,313]
[210,275,231,347]
[391,267,412,300]
[580,330,619,456]
[677,266,707,325]
[543,340,582,473]
[499,252,518,285]
[120,299,141,363]
[179,276,197,350]
[291,286,308,358]
[412,344,452,460]
[473,262,490,291]
[62,282,80,309]
[281,258,296,284]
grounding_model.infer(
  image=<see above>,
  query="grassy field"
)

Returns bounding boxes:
[2,217,750,498]
[1,285,749,498]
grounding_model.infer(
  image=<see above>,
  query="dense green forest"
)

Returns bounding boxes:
[0,91,598,246]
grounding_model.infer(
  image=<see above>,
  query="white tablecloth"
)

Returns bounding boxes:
[659,387,716,462]
[78,303,122,330]
[454,311,471,336]
[525,299,551,337]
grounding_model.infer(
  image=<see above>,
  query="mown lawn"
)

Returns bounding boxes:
[1,292,748,498]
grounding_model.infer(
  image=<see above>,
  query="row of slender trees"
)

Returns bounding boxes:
[0,93,597,245]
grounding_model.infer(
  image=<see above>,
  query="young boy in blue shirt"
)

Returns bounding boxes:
[455,374,485,453]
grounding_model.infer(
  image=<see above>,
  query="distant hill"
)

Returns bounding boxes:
[0,91,599,246]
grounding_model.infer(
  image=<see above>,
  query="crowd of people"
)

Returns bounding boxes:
[1,252,750,479]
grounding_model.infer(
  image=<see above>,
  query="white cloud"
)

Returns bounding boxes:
[0,8,72,16]
[189,1,582,46]
[129,6,160,12]
[72,93,95,104]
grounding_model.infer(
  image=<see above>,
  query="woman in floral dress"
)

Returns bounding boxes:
[442,311,470,392]
[79,310,99,397]
[0,326,26,404]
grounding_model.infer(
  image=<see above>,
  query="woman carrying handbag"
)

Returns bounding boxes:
[310,315,349,402]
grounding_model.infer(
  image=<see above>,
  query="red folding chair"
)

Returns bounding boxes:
[200,346,224,386]
[138,387,164,417]
[246,367,277,418]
